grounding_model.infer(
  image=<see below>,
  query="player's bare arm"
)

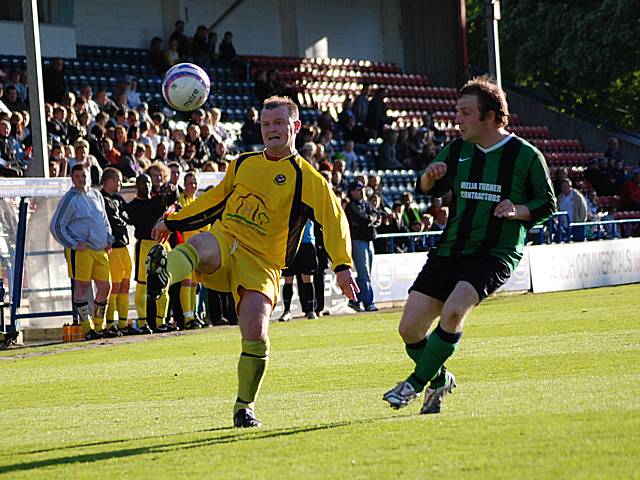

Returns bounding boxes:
[419,162,447,193]
[151,219,170,242]
[493,199,531,221]
[335,269,359,302]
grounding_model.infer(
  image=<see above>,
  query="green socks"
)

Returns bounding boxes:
[405,337,428,363]
[167,243,200,284]
[407,325,461,392]
[234,338,269,414]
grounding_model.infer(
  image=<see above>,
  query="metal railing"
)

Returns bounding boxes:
[374,212,640,253]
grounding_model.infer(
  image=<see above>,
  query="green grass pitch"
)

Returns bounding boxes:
[1,284,638,479]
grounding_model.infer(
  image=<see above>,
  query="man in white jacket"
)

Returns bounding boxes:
[50,163,113,340]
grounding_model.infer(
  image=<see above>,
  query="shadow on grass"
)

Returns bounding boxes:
[2,416,398,474]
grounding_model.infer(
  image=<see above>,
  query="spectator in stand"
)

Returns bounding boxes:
[379,129,404,169]
[183,142,198,168]
[102,137,121,168]
[208,31,219,65]
[201,123,224,163]
[47,106,69,145]
[43,58,67,104]
[210,107,231,146]
[619,169,640,211]
[604,137,623,164]
[366,87,390,137]
[389,200,410,253]
[330,170,344,194]
[401,191,422,230]
[95,89,118,117]
[345,180,381,312]
[140,122,161,154]
[0,82,10,115]
[430,206,448,232]
[584,157,604,193]
[113,125,127,153]
[398,129,418,168]
[342,115,373,145]
[241,107,262,146]
[318,112,335,134]
[149,37,166,74]
[338,97,355,134]
[168,140,186,164]
[2,85,26,112]
[4,68,27,102]
[73,138,103,186]
[79,84,100,121]
[337,140,357,172]
[352,84,370,124]
[169,20,190,59]
[557,178,588,240]
[299,141,317,166]
[0,119,20,173]
[126,78,143,110]
[318,129,335,159]
[119,139,143,179]
[192,25,211,67]
[552,166,569,196]
[155,141,168,162]
[426,196,444,219]
[189,124,210,164]
[219,31,246,80]
[165,38,181,70]
[422,112,446,146]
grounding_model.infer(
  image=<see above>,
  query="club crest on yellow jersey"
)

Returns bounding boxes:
[274,174,286,185]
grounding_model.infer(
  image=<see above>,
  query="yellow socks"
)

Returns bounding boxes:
[234,338,270,414]
[180,284,194,321]
[117,293,129,329]
[167,243,200,284]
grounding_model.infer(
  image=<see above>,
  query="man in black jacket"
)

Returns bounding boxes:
[345,181,381,312]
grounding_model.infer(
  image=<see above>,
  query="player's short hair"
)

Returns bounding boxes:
[459,75,509,127]
[101,166,122,184]
[263,96,299,120]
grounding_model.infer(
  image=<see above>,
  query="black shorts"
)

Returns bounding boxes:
[410,253,512,304]
[282,243,317,276]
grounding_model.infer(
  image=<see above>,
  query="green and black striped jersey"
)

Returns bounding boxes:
[421,134,556,272]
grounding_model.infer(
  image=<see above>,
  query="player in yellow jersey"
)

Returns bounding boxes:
[147,96,359,428]
[177,171,205,329]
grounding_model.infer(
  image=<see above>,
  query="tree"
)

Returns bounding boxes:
[465,0,640,131]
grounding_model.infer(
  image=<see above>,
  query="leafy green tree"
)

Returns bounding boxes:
[465,0,640,131]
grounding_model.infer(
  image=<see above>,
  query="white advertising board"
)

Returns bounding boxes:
[371,249,532,303]
[529,239,640,293]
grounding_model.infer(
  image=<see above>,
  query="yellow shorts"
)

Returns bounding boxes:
[134,239,169,283]
[65,247,111,283]
[109,246,132,284]
[198,223,281,307]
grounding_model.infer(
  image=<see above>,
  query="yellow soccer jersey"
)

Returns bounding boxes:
[165,151,352,270]
[179,191,195,209]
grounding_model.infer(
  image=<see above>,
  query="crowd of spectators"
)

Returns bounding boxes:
[0,35,638,249]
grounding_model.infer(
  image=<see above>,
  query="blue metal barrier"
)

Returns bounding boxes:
[376,214,640,253]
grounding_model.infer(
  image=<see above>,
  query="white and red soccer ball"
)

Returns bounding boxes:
[162,63,211,112]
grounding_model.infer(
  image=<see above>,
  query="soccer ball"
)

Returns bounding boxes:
[162,63,211,112]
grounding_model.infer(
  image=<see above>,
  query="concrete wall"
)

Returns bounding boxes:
[73,0,163,49]
[0,20,76,57]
